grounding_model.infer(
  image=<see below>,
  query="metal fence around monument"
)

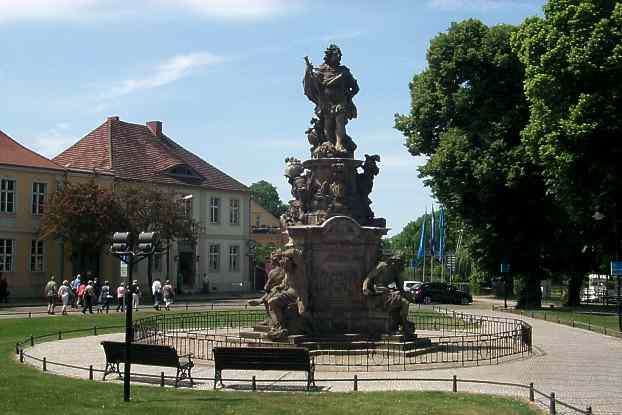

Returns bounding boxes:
[132,307,532,370]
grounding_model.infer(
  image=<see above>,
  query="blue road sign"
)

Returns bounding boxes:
[500,263,510,273]
[611,261,622,276]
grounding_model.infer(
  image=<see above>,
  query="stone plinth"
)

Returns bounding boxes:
[286,215,389,334]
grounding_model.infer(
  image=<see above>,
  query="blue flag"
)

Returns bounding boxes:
[438,207,445,259]
[430,206,436,258]
[416,213,426,264]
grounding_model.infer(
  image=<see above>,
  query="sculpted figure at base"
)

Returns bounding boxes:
[248,250,284,311]
[265,248,309,341]
[304,44,359,157]
[363,256,414,336]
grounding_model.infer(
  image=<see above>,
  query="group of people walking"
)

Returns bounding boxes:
[44,275,175,315]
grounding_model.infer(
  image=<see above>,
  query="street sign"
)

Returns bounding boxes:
[500,263,510,273]
[120,261,128,279]
[411,259,417,268]
[611,261,622,276]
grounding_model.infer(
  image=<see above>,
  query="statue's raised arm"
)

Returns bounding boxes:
[303,56,320,106]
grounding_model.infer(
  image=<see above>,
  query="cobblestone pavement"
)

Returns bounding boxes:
[21,307,622,415]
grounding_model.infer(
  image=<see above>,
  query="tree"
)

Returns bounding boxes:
[40,180,127,276]
[395,19,556,307]
[513,0,622,282]
[115,184,198,287]
[250,180,288,218]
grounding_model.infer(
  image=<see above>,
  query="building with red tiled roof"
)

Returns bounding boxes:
[54,117,252,293]
[0,130,117,298]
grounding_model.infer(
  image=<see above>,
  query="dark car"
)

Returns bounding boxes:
[413,282,472,305]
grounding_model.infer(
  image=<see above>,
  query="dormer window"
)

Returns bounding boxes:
[167,164,202,179]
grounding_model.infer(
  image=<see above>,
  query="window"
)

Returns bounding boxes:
[209,197,220,224]
[0,179,16,213]
[229,245,240,272]
[30,240,44,272]
[32,182,47,215]
[208,244,220,272]
[0,239,15,272]
[178,196,193,218]
[229,199,240,225]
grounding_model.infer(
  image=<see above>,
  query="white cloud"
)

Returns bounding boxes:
[152,0,297,20]
[31,123,77,158]
[0,0,296,23]
[0,0,108,23]
[427,0,532,11]
[102,52,224,100]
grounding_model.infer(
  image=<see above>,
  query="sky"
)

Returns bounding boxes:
[0,0,545,236]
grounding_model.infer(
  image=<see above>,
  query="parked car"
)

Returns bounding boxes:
[403,280,423,293]
[413,282,472,305]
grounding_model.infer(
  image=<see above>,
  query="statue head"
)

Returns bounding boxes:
[324,44,342,66]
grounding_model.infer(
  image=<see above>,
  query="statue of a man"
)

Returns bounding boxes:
[303,44,359,154]
[248,249,285,309]
[363,256,413,336]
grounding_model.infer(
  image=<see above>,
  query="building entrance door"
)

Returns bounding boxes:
[178,252,195,288]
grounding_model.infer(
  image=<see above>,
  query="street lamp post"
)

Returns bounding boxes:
[110,231,158,402]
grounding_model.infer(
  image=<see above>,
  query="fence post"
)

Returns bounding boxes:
[20,349,23,363]
[586,406,592,414]
[58,331,62,340]
[89,365,93,380]
[30,335,34,347]
[252,375,256,391]
[29,312,31,319]
[452,375,457,392]
[529,383,534,401]
[354,375,358,391]
[186,303,189,311]
[549,392,556,414]
[94,326,97,336]
[161,371,165,387]
[43,357,47,372]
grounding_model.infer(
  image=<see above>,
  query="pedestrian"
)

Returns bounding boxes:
[77,280,86,307]
[0,272,9,304]
[93,278,101,308]
[70,274,81,308]
[58,280,71,315]
[81,280,95,314]
[44,276,58,314]
[98,281,113,314]
[132,280,141,311]
[116,283,126,312]
[152,278,162,310]
[162,280,175,311]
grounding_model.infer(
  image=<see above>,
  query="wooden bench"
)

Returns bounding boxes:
[213,346,315,390]
[100,341,194,387]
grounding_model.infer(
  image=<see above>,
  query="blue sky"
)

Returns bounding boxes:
[0,0,544,236]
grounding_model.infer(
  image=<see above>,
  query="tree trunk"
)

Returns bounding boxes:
[566,273,583,307]
[516,274,542,309]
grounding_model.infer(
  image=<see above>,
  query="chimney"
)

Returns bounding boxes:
[146,121,162,137]
[107,116,119,121]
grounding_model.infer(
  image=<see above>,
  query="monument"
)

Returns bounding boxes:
[250,45,414,341]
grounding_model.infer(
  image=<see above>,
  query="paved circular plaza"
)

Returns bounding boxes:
[21,307,622,414]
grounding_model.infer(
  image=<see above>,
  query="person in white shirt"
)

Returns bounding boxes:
[152,279,162,311]
[57,280,71,315]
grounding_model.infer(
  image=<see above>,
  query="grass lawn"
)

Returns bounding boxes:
[0,311,544,415]
[510,307,621,335]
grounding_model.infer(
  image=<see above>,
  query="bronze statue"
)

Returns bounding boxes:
[363,256,413,336]
[304,44,359,157]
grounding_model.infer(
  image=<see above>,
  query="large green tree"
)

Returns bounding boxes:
[395,19,556,307]
[250,180,288,218]
[40,180,127,276]
[513,0,622,268]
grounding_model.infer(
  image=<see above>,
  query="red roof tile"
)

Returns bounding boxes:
[0,129,65,171]
[53,118,248,192]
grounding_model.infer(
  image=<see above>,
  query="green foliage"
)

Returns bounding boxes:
[255,243,279,266]
[40,180,127,256]
[395,19,555,306]
[513,0,622,258]
[250,180,288,218]
[114,184,197,245]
